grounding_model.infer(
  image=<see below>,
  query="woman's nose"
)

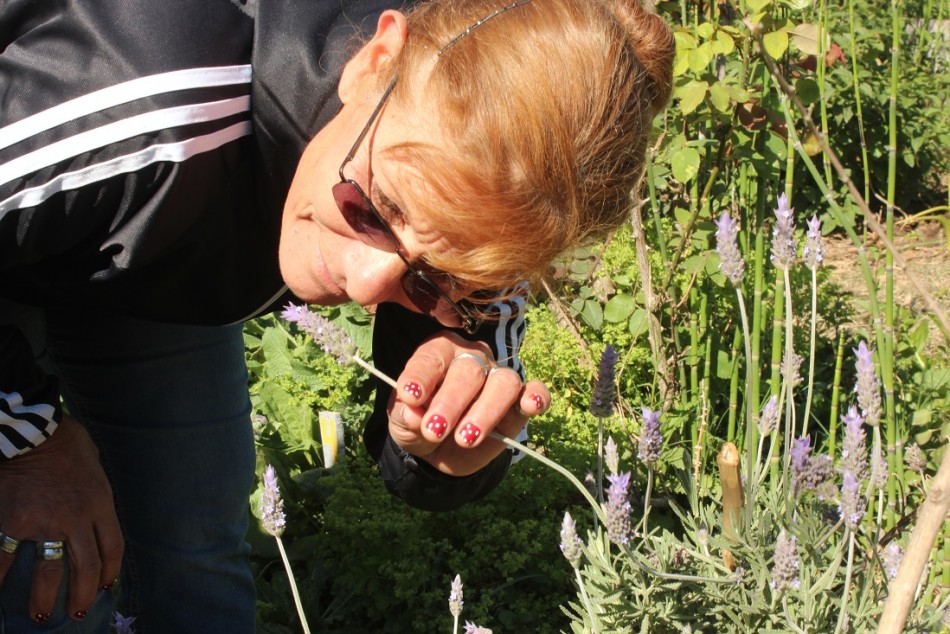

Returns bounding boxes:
[347,249,408,307]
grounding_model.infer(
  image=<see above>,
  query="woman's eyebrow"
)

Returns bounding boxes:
[372,182,406,220]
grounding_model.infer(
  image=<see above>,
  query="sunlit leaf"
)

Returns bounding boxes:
[763,30,789,59]
[671,147,702,183]
[604,294,636,323]
[745,0,772,11]
[791,22,828,56]
[712,30,735,55]
[709,83,733,112]
[628,308,649,339]
[676,80,709,115]
[688,44,714,73]
[580,299,603,330]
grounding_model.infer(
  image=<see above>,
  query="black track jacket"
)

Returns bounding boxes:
[0,0,526,511]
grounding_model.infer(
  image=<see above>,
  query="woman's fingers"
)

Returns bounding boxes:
[0,415,123,622]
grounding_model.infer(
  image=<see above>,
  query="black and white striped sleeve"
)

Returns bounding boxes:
[0,326,61,460]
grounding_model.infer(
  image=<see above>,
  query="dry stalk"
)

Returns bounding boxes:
[876,443,950,634]
[718,441,745,571]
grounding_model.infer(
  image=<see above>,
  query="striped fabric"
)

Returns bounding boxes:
[0,64,254,459]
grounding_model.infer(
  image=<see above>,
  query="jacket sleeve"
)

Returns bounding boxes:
[0,325,61,460]
[364,294,528,512]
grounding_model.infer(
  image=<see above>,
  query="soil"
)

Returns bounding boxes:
[821,219,950,336]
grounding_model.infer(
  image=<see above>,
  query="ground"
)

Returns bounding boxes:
[822,219,950,338]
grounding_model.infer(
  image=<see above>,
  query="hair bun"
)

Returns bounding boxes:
[607,0,675,115]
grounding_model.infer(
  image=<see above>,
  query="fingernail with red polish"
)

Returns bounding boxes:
[530,393,545,411]
[403,382,423,399]
[73,610,87,620]
[426,414,448,438]
[33,613,50,623]
[460,422,481,445]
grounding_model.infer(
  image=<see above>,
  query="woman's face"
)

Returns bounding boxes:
[278,72,467,328]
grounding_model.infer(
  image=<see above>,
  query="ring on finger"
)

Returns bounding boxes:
[0,530,21,555]
[36,541,65,561]
[451,352,492,377]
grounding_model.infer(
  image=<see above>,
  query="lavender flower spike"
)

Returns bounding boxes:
[803,215,825,271]
[840,406,868,484]
[770,193,797,270]
[905,443,926,474]
[637,407,663,467]
[260,464,286,537]
[839,470,865,530]
[715,211,745,286]
[560,511,584,569]
[770,530,800,594]
[605,436,619,475]
[604,472,633,546]
[853,340,882,427]
[758,395,779,436]
[589,345,619,418]
[882,541,903,580]
[790,436,812,486]
[463,622,493,634]
[282,303,356,365]
[449,574,463,619]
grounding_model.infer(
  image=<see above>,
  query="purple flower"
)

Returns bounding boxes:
[590,345,619,418]
[463,622,493,634]
[800,453,836,500]
[803,215,825,270]
[839,470,865,530]
[882,541,903,580]
[716,211,745,286]
[560,511,584,569]
[853,341,882,427]
[840,406,868,484]
[604,472,633,546]
[790,436,812,483]
[112,612,137,634]
[605,436,619,475]
[637,407,663,467]
[770,530,800,594]
[282,303,357,365]
[758,395,779,436]
[770,193,797,270]
[449,574,463,618]
[870,443,888,491]
[260,464,286,537]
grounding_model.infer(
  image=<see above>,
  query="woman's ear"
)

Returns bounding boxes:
[339,10,408,105]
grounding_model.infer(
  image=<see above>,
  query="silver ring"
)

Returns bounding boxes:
[37,541,65,561]
[0,530,21,555]
[452,352,492,377]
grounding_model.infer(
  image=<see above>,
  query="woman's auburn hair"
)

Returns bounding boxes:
[384,0,675,294]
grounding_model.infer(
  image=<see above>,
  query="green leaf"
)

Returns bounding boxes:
[795,77,820,105]
[262,328,293,378]
[745,0,772,11]
[681,254,708,277]
[782,0,813,9]
[696,22,715,40]
[628,308,648,338]
[687,44,714,74]
[709,83,732,112]
[712,30,735,55]
[670,147,702,183]
[763,30,789,60]
[676,80,709,115]
[604,294,637,323]
[580,299,603,330]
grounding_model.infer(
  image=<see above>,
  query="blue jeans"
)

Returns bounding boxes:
[0,302,257,633]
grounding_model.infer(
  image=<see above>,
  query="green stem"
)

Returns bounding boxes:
[828,331,846,457]
[574,567,600,634]
[802,269,818,437]
[352,356,398,389]
[833,529,857,634]
[276,536,312,634]
[642,467,654,537]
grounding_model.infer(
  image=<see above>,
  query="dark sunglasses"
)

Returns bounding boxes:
[332,76,481,334]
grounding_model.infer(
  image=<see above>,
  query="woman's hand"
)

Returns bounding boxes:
[0,415,123,621]
[386,331,550,476]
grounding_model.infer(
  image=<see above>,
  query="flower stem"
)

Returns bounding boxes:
[276,536,312,634]
[490,433,607,526]
[642,467,654,537]
[834,529,857,634]
[574,567,600,633]
[351,355,398,389]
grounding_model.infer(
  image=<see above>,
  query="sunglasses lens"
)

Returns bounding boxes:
[400,271,441,314]
[332,181,394,249]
